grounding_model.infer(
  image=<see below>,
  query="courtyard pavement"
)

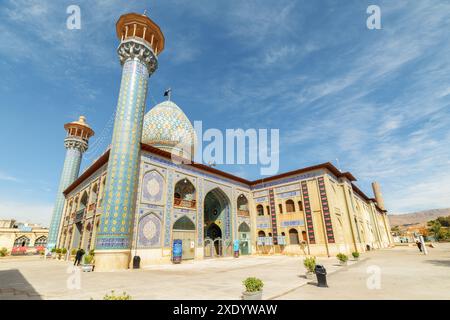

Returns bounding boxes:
[0,243,449,300]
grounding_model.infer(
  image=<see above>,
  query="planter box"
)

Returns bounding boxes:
[242,291,262,300]
[305,271,315,280]
[81,264,94,272]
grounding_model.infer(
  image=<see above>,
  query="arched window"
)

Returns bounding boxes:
[90,183,98,204]
[173,216,196,231]
[302,231,307,241]
[79,191,89,210]
[174,178,196,208]
[256,205,264,216]
[237,195,249,217]
[266,206,270,215]
[14,236,30,247]
[286,200,295,213]
[298,201,303,211]
[289,229,300,245]
[34,236,47,247]
[278,204,283,214]
[258,230,266,237]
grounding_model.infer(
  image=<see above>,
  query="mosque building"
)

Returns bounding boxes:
[47,12,393,271]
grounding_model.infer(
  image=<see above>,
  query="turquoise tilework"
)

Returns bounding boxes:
[96,59,149,250]
[48,147,82,249]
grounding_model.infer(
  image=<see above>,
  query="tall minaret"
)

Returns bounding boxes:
[47,116,94,249]
[372,181,386,211]
[95,12,165,271]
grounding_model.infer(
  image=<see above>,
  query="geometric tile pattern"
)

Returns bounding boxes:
[318,177,335,243]
[141,170,164,203]
[163,170,174,247]
[268,189,279,245]
[137,213,162,248]
[142,100,195,156]
[301,181,316,244]
[47,147,82,249]
[96,59,149,250]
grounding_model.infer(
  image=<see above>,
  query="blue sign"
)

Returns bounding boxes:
[172,239,182,263]
[281,220,305,227]
[233,240,240,252]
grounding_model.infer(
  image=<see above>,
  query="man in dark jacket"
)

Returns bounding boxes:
[74,248,84,266]
[416,240,422,252]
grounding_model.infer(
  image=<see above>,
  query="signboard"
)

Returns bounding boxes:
[280,220,305,227]
[172,239,182,264]
[233,240,240,252]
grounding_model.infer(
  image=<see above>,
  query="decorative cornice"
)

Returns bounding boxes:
[64,137,88,153]
[117,38,158,74]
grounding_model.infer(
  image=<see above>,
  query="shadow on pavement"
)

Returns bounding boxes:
[0,269,42,300]
[425,260,450,267]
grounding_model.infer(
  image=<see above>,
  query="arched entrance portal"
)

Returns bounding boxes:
[172,216,196,260]
[238,222,251,255]
[203,188,231,258]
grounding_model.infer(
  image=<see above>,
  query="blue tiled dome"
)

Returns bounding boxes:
[142,100,196,159]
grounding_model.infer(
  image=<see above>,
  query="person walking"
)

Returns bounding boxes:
[74,248,84,266]
[416,240,422,252]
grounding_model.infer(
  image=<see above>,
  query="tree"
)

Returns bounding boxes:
[430,221,442,240]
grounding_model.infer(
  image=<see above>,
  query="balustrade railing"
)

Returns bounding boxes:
[173,198,196,209]
[237,210,250,217]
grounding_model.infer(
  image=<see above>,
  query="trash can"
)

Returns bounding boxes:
[133,255,141,269]
[315,264,328,287]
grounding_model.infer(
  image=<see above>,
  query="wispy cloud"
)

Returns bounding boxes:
[0,172,21,183]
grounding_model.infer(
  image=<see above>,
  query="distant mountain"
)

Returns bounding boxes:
[389,208,450,227]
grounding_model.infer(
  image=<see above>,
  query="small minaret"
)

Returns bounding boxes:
[372,181,386,211]
[47,116,94,249]
[95,12,165,271]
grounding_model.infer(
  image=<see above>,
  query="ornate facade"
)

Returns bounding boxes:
[50,12,393,271]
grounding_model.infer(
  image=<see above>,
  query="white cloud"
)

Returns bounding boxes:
[0,172,21,183]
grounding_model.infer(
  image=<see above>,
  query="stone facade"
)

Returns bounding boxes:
[0,220,48,254]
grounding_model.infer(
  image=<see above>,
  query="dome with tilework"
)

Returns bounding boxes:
[142,100,196,160]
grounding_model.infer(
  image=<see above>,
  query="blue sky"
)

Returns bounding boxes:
[0,0,449,226]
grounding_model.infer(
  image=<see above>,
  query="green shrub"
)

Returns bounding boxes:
[103,290,132,300]
[337,253,348,262]
[303,256,316,273]
[242,277,264,293]
[89,249,95,256]
[0,247,8,257]
[62,248,67,254]
[51,248,56,253]
[55,248,62,254]
[84,255,94,265]
[71,248,77,255]
[352,252,360,258]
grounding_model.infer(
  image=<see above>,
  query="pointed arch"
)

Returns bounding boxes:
[138,212,162,247]
[237,194,249,217]
[14,235,30,247]
[141,170,165,203]
[174,177,196,208]
[173,215,196,231]
[238,222,250,233]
